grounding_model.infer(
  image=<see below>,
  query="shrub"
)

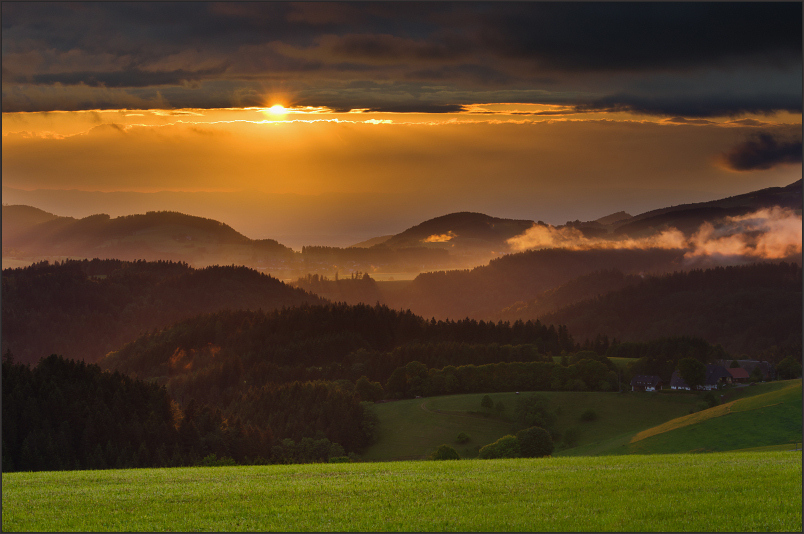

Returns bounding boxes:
[199,454,236,467]
[494,401,506,414]
[478,435,520,459]
[516,426,554,458]
[580,408,598,422]
[455,432,471,444]
[481,395,494,409]
[702,391,719,408]
[431,444,460,460]
[329,456,350,463]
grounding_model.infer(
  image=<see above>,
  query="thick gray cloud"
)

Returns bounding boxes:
[2,2,801,114]
[722,132,803,171]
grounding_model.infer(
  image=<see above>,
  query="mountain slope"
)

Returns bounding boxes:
[386,247,687,320]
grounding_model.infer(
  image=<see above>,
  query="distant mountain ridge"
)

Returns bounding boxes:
[3,179,800,275]
[382,212,535,252]
[2,207,294,267]
[613,179,802,236]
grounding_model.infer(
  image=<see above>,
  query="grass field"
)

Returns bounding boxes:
[3,452,800,532]
[627,381,802,454]
[363,381,802,461]
[364,389,705,460]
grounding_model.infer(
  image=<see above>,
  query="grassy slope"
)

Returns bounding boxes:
[364,389,701,460]
[627,380,802,454]
[364,381,801,461]
[3,453,800,532]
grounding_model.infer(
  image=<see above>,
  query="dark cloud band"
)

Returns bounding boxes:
[722,132,803,171]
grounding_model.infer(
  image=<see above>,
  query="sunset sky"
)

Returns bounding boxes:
[2,2,801,248]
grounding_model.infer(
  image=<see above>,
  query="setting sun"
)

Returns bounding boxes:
[268,104,287,115]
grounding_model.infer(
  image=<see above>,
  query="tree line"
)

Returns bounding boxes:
[2,353,371,472]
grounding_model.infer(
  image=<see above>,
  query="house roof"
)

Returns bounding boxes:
[728,367,750,379]
[705,364,730,385]
[670,370,688,388]
[631,375,662,387]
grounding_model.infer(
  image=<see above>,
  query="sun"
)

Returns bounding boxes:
[268,104,287,115]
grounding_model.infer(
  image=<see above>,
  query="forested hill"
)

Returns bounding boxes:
[1,259,325,365]
[541,262,802,360]
[381,212,535,251]
[100,303,576,405]
[386,247,686,320]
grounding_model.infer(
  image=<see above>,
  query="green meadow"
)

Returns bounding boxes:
[363,381,801,461]
[3,452,800,532]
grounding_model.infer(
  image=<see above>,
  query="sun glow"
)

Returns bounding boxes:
[268,104,287,115]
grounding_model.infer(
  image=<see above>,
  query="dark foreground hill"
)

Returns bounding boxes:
[541,262,802,359]
[1,259,325,365]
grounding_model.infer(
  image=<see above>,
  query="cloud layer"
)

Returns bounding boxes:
[3,2,801,115]
[507,207,802,263]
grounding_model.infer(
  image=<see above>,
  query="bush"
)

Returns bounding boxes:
[431,444,460,460]
[329,456,350,463]
[580,408,598,422]
[478,435,520,459]
[455,432,471,444]
[199,454,236,467]
[516,426,554,458]
[481,395,494,409]
[702,391,719,408]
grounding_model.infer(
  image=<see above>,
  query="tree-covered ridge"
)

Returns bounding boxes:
[100,303,577,407]
[2,259,326,365]
[391,248,686,320]
[542,262,802,360]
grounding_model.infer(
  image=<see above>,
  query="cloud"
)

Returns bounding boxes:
[424,231,456,243]
[506,207,802,263]
[575,93,803,118]
[685,207,802,261]
[30,66,230,88]
[721,132,803,171]
[2,3,801,114]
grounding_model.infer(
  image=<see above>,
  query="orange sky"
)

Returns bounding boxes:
[2,105,801,247]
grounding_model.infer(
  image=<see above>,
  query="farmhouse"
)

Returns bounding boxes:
[728,367,750,384]
[630,375,663,392]
[669,371,690,390]
[716,359,775,381]
[670,364,731,391]
[702,364,731,390]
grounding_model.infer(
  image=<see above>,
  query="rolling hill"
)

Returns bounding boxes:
[361,380,802,461]
[1,259,325,365]
[539,262,802,358]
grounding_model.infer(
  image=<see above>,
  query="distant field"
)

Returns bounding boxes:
[366,389,699,460]
[3,452,800,532]
[364,381,802,460]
